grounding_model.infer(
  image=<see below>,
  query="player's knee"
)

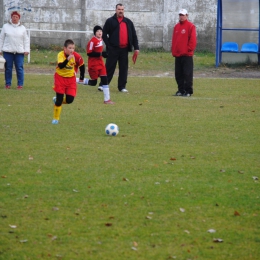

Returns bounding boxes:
[55,101,62,106]
[66,96,74,104]
[88,79,97,86]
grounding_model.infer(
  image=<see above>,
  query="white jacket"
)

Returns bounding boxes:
[0,20,30,53]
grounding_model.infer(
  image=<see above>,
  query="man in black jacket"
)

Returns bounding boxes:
[101,3,139,93]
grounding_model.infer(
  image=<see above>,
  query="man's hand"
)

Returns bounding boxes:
[132,50,139,64]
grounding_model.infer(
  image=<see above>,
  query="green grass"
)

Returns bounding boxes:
[0,55,260,259]
[25,48,217,72]
[25,48,259,75]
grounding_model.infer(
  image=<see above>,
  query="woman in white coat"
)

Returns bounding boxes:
[0,11,30,89]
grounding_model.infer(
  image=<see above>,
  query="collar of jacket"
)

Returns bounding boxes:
[113,13,126,22]
[8,19,21,27]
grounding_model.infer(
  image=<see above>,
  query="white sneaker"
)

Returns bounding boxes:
[98,86,103,91]
[120,89,128,93]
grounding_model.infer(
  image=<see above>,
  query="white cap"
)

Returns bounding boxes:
[179,9,188,15]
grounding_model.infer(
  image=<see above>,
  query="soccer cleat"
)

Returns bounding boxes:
[98,86,103,91]
[53,96,56,104]
[174,91,183,96]
[5,85,10,89]
[52,119,59,124]
[104,100,115,104]
[17,86,23,90]
[120,89,128,93]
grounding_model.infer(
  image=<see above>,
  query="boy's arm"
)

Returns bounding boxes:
[58,59,69,69]
[79,64,85,80]
[87,52,102,57]
[87,52,108,58]
[58,52,74,69]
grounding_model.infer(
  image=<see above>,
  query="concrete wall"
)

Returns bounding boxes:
[1,0,217,52]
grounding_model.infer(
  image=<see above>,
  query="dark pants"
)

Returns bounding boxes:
[106,47,128,91]
[175,56,194,94]
[4,52,24,86]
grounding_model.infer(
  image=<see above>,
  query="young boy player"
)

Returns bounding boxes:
[77,25,114,104]
[52,39,85,124]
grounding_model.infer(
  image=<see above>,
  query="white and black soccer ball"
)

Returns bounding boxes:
[105,123,119,136]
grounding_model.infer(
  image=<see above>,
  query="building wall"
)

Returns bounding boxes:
[1,0,217,52]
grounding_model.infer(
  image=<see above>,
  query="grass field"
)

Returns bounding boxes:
[24,46,217,74]
[0,52,260,260]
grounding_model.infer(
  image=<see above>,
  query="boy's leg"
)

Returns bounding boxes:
[77,76,100,90]
[88,68,102,90]
[64,76,77,99]
[65,95,74,104]
[88,79,98,86]
[101,75,114,104]
[54,93,64,106]
[76,78,89,85]
[100,75,109,101]
[103,85,115,104]
[53,96,67,104]
[52,93,64,124]
[53,105,62,124]
[52,93,74,124]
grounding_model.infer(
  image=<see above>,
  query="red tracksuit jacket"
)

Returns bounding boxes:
[171,19,197,57]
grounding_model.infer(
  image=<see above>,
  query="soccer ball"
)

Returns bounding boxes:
[105,123,119,136]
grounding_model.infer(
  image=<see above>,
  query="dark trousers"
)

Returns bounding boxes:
[175,56,194,94]
[4,52,24,86]
[106,47,128,91]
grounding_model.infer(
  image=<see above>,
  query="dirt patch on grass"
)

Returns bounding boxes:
[193,66,260,79]
[24,65,260,79]
[127,66,260,78]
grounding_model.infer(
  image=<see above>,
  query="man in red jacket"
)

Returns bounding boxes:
[171,9,197,97]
